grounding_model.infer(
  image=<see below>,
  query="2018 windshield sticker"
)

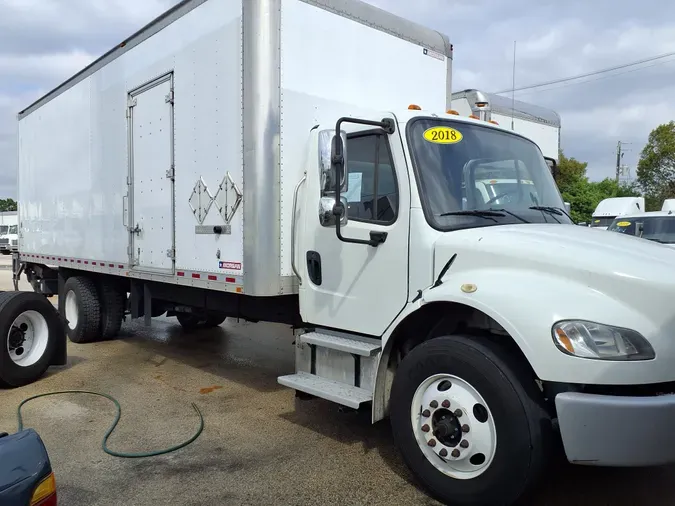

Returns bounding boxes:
[423,126,463,144]
[616,221,631,227]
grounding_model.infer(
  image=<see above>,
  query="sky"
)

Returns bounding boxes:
[1,0,675,197]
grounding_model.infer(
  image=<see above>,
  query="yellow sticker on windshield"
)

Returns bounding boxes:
[423,126,463,144]
[616,221,631,227]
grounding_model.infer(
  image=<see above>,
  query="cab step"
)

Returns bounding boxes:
[278,372,373,409]
[299,331,381,356]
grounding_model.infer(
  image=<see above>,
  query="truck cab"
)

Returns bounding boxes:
[284,104,675,504]
[608,210,675,247]
[590,196,644,229]
[0,225,17,255]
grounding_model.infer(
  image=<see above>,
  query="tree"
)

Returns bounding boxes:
[0,198,17,212]
[554,151,588,195]
[554,150,642,223]
[637,121,675,207]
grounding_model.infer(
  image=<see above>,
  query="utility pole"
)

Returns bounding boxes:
[615,141,622,183]
[615,141,632,183]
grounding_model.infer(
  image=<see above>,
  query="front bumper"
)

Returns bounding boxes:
[556,391,675,467]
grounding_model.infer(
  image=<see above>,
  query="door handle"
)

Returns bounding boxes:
[122,195,129,229]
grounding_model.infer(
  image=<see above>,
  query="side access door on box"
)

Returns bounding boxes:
[125,73,176,273]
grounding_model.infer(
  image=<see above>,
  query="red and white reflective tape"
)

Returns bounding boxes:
[20,253,244,291]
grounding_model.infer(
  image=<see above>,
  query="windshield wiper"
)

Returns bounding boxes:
[529,206,573,222]
[440,209,531,225]
[489,208,531,224]
[439,210,505,223]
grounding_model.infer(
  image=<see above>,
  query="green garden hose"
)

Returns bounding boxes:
[16,390,204,458]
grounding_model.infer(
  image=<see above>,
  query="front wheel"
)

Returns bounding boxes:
[390,335,551,506]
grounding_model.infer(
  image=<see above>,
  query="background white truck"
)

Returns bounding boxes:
[451,89,561,162]
[10,0,675,505]
[451,89,571,214]
[590,196,645,229]
[0,211,18,254]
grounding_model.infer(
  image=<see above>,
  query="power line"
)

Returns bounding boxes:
[492,50,675,94]
[510,57,675,96]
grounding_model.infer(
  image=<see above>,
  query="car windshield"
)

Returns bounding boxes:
[0,226,7,235]
[608,216,675,244]
[590,217,615,228]
[406,118,571,231]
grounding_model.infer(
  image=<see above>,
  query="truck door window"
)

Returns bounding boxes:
[345,132,398,224]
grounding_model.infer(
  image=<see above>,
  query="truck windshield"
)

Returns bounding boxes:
[8,225,17,234]
[608,216,675,244]
[407,118,570,231]
[0,226,7,235]
[590,217,615,228]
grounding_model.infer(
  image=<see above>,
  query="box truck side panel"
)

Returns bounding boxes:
[491,114,560,161]
[278,0,450,278]
[18,0,244,277]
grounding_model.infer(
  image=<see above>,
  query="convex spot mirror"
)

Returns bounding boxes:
[319,196,348,227]
[318,129,348,195]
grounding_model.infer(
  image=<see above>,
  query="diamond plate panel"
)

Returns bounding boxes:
[188,177,214,224]
[214,172,243,224]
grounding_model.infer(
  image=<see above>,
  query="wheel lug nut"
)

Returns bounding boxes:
[454,409,462,417]
[421,424,430,433]
[422,409,431,417]
[428,439,437,447]
[439,448,448,457]
[451,449,460,458]
[460,440,469,448]
[442,399,450,408]
[462,424,470,433]
[430,400,438,408]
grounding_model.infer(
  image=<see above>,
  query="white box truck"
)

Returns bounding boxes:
[11,0,675,504]
[590,196,645,229]
[451,89,561,161]
[0,211,18,254]
[451,90,572,214]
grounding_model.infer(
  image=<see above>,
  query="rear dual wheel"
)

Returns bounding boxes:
[176,312,226,331]
[62,276,125,343]
[390,335,552,506]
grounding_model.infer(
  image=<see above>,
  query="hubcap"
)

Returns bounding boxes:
[411,374,497,480]
[6,310,49,367]
[65,290,79,330]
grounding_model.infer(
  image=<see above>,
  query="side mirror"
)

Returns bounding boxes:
[544,157,558,180]
[318,129,348,194]
[564,202,571,214]
[319,195,348,227]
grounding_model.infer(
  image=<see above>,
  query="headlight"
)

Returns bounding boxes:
[552,320,655,361]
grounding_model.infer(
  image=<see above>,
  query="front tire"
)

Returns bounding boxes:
[0,291,63,387]
[390,335,551,506]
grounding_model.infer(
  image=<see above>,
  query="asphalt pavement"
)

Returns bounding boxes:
[1,255,674,505]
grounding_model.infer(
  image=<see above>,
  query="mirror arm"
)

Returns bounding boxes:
[332,117,395,248]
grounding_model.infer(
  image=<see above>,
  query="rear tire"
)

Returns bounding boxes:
[176,312,226,330]
[390,335,551,506]
[98,283,126,339]
[0,291,63,387]
[62,276,101,344]
[204,314,226,328]
[176,313,206,331]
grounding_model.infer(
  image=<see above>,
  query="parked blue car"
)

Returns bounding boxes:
[0,429,56,505]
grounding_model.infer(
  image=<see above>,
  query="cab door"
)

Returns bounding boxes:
[298,114,410,337]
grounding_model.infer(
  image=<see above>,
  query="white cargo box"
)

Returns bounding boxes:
[17,0,452,296]
[451,89,561,161]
